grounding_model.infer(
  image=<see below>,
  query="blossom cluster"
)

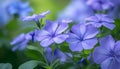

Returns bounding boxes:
[0,0,32,27]
[10,0,120,69]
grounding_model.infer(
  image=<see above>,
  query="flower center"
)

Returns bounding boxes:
[98,0,103,4]
[98,20,103,23]
[109,51,117,58]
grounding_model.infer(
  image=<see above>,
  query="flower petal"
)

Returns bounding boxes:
[40,37,54,47]
[44,20,58,33]
[101,15,114,23]
[103,23,115,30]
[101,58,120,69]
[54,48,67,62]
[10,33,25,45]
[71,24,86,36]
[100,35,115,51]
[71,24,81,36]
[85,15,99,22]
[56,23,68,34]
[114,41,120,57]
[79,24,86,36]
[84,25,99,39]
[36,30,50,41]
[82,38,98,49]
[45,47,52,63]
[69,42,83,52]
[66,33,79,43]
[53,34,69,44]
[93,46,110,64]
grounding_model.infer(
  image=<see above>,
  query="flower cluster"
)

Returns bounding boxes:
[86,0,113,11]
[86,14,115,30]
[10,0,120,69]
[10,33,32,51]
[0,0,32,27]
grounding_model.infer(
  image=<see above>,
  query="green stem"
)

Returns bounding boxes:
[35,19,43,29]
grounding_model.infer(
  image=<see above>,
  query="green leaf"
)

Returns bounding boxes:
[111,19,120,40]
[25,45,45,61]
[27,45,43,54]
[0,63,12,69]
[18,60,40,69]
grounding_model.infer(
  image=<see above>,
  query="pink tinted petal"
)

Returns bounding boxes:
[53,34,69,44]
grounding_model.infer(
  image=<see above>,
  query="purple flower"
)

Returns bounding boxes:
[10,30,39,51]
[22,10,50,22]
[7,0,33,18]
[45,47,72,63]
[0,0,32,27]
[10,33,32,51]
[86,14,115,30]
[57,0,94,22]
[36,20,69,47]
[86,0,113,11]
[93,35,120,69]
[66,24,99,52]
[108,0,120,18]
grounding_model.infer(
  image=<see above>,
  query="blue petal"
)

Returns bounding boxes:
[45,47,52,63]
[40,37,54,47]
[44,20,58,34]
[54,48,67,62]
[56,23,68,34]
[103,23,115,30]
[101,58,120,69]
[53,34,68,44]
[69,42,83,52]
[10,33,25,45]
[36,30,50,41]
[93,46,110,64]
[82,38,98,49]
[100,35,115,51]
[66,33,79,44]
[84,24,99,39]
